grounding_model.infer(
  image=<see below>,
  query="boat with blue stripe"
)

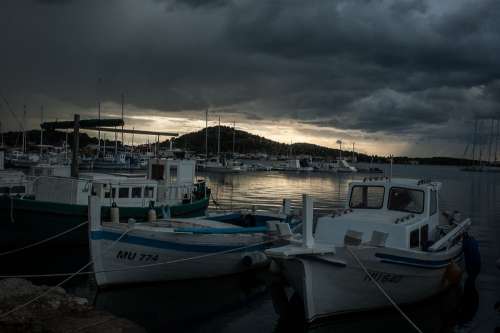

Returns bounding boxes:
[88,195,299,288]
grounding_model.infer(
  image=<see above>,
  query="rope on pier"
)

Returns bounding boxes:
[346,246,424,333]
[0,227,131,320]
[0,221,88,257]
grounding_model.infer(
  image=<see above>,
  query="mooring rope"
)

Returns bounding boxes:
[0,227,131,320]
[346,246,424,333]
[0,236,281,279]
[0,221,88,257]
[9,196,15,223]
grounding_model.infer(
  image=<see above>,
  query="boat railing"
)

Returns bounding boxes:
[428,218,471,252]
[157,183,199,202]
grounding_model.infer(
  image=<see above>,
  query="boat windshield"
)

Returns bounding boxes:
[349,186,385,209]
[388,187,424,214]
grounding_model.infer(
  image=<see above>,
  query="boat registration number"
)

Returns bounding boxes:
[115,250,159,262]
[364,270,402,283]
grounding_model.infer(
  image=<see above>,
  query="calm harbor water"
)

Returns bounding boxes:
[90,163,500,333]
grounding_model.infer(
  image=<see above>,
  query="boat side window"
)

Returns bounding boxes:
[349,186,385,209]
[388,187,424,214]
[430,190,437,216]
[144,186,154,198]
[0,187,10,195]
[11,185,25,194]
[151,164,164,180]
[118,187,130,198]
[410,229,420,248]
[111,188,116,198]
[131,187,142,198]
[169,166,177,184]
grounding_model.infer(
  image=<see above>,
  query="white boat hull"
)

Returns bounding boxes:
[91,227,268,287]
[273,245,464,321]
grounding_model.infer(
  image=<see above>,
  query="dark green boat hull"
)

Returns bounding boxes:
[0,196,209,250]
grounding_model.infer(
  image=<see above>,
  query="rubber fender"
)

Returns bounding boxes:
[463,233,481,279]
[443,261,462,285]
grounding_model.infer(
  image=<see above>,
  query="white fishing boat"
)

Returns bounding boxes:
[88,196,297,288]
[199,158,244,173]
[266,177,472,322]
[0,149,32,196]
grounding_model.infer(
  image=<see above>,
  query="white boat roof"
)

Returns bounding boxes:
[79,172,154,184]
[350,177,441,190]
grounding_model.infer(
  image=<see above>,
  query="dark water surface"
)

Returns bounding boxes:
[94,164,500,332]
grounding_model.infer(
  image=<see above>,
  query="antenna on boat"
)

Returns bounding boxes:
[389,154,393,180]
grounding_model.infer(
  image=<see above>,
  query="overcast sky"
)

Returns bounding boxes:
[1,0,500,157]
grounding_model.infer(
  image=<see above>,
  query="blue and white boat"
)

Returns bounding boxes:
[88,195,298,288]
[266,178,471,322]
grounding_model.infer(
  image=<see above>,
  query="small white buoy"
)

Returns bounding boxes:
[148,208,157,222]
[110,202,120,224]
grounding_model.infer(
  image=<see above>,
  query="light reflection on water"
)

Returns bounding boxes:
[96,164,500,332]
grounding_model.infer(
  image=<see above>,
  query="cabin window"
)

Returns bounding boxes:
[410,229,420,248]
[430,190,437,216]
[0,187,9,194]
[112,188,116,198]
[388,187,424,214]
[131,187,142,198]
[118,187,130,198]
[349,186,385,209]
[11,186,25,194]
[144,186,154,198]
[104,190,111,198]
[169,166,177,184]
[151,164,164,180]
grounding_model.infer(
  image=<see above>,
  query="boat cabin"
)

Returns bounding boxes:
[315,177,442,250]
[32,158,199,208]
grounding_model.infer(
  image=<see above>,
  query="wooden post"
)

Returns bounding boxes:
[71,114,80,178]
[302,194,314,248]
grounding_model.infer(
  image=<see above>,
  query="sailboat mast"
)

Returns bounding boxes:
[471,118,477,164]
[22,104,26,153]
[232,121,235,157]
[205,109,208,160]
[478,120,483,165]
[131,127,135,152]
[40,105,44,157]
[488,118,494,164]
[217,116,221,162]
[97,77,102,153]
[121,93,124,148]
[352,142,355,162]
[495,118,499,165]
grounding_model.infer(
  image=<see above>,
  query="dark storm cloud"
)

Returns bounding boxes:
[1,0,500,155]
